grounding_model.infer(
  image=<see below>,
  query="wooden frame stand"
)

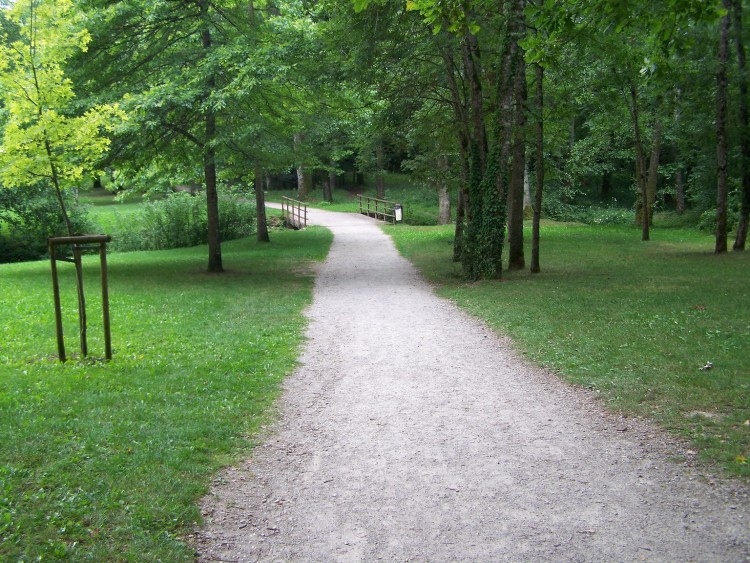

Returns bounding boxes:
[48,234,112,362]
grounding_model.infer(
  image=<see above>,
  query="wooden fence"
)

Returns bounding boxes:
[281,196,308,229]
[358,195,402,224]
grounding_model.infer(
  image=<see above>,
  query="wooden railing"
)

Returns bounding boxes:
[281,196,307,229]
[358,195,402,224]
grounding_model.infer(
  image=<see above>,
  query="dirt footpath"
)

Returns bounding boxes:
[194,208,749,562]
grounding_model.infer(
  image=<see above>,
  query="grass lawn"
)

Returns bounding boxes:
[0,228,332,560]
[385,221,750,478]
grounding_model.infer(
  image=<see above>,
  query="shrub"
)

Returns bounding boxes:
[542,200,635,226]
[0,185,93,263]
[697,207,740,234]
[109,192,256,252]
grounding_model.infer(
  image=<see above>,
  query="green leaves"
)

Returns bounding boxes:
[0,0,126,192]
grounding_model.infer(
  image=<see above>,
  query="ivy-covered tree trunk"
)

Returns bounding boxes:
[461,0,522,280]
[732,0,750,251]
[716,1,730,254]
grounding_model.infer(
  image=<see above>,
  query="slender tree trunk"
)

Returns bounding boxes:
[255,163,269,243]
[462,34,488,172]
[453,131,470,261]
[569,115,575,154]
[201,13,223,273]
[675,168,686,213]
[629,84,650,241]
[523,161,532,211]
[531,63,544,274]
[324,163,335,203]
[716,1,730,254]
[507,56,527,271]
[46,140,88,356]
[733,0,750,250]
[646,120,662,225]
[437,155,451,225]
[441,45,469,261]
[295,132,309,200]
[375,143,386,199]
[601,170,612,201]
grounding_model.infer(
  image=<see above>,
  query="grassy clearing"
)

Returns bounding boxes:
[386,221,750,478]
[0,228,332,560]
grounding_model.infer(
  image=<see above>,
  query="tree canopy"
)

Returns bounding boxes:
[1,0,748,271]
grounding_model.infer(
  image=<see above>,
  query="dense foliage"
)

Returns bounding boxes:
[0,186,92,263]
[2,0,749,269]
[109,193,256,252]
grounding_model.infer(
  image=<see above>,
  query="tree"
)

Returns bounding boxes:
[0,0,124,359]
[0,0,123,231]
[716,0,730,254]
[76,0,257,272]
[732,0,750,251]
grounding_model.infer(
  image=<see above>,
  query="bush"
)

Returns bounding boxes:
[0,185,93,263]
[542,200,635,226]
[110,192,256,252]
[697,207,740,234]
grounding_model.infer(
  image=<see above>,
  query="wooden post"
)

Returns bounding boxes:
[100,241,112,360]
[49,242,66,362]
[73,246,88,358]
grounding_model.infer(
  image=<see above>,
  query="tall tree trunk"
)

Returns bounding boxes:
[295,132,309,200]
[629,84,650,241]
[477,0,522,279]
[441,44,469,261]
[531,63,544,274]
[462,34,488,172]
[255,163,270,243]
[569,115,575,154]
[324,163,335,203]
[507,56,527,271]
[375,143,386,199]
[716,1,730,254]
[202,20,223,273]
[601,170,612,200]
[453,131,470,261]
[437,155,451,225]
[675,168,686,213]
[646,120,662,225]
[523,161,532,211]
[733,0,750,250]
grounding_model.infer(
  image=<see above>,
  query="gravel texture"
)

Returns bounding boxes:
[194,208,750,562]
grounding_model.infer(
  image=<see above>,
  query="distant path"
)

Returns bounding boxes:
[195,206,749,561]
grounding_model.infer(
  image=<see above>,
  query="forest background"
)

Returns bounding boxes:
[0,0,749,273]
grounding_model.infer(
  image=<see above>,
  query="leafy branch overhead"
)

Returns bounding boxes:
[0,0,126,208]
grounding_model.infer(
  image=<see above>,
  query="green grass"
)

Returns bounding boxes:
[386,221,750,478]
[0,228,332,560]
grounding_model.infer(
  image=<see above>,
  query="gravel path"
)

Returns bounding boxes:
[194,208,749,562]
